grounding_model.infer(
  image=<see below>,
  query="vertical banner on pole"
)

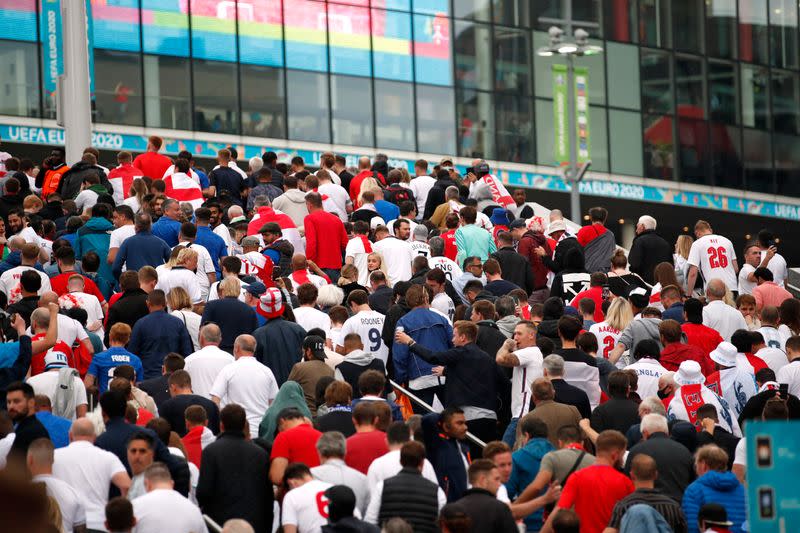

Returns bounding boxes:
[41,0,63,102]
[552,63,569,165]
[85,0,95,100]
[574,66,591,163]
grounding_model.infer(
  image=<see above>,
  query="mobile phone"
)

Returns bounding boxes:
[758,487,776,520]
[779,383,789,401]
[602,285,610,300]
[756,436,773,468]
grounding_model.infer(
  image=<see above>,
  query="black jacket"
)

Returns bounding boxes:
[322,517,380,533]
[453,488,518,533]
[551,378,592,419]
[138,374,171,408]
[197,431,273,533]
[696,426,740,469]
[590,396,640,434]
[7,414,49,466]
[423,177,460,220]
[315,410,356,437]
[104,288,149,345]
[57,161,112,200]
[38,199,64,222]
[0,193,23,225]
[490,246,535,294]
[542,235,583,274]
[410,342,496,411]
[739,388,800,425]
[625,432,695,502]
[628,229,673,284]
[369,285,394,315]
[422,413,471,502]
[264,239,294,276]
[381,299,410,378]
[476,320,506,360]
[379,467,440,532]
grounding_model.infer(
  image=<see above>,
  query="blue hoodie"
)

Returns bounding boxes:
[74,216,114,286]
[682,470,746,533]
[506,438,555,531]
[392,308,453,385]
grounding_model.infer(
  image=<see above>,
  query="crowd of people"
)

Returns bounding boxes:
[0,137,796,533]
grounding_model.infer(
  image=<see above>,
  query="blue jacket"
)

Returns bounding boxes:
[201,297,259,352]
[506,438,554,531]
[35,411,70,448]
[392,308,453,385]
[662,302,685,324]
[112,230,172,278]
[253,318,306,386]
[74,216,114,286]
[129,310,194,379]
[195,226,227,276]
[422,412,470,502]
[375,199,399,223]
[151,215,182,247]
[682,471,746,533]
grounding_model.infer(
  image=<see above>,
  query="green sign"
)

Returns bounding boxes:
[552,64,591,166]
[574,66,591,164]
[552,64,569,164]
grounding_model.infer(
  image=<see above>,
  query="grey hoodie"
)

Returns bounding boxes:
[496,315,520,339]
[333,349,375,382]
[272,188,309,228]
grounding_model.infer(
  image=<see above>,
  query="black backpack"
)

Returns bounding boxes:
[385,185,414,206]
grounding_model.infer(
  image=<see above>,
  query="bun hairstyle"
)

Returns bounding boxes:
[611,249,628,269]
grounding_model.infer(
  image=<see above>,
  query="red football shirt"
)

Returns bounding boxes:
[133,151,172,180]
[681,323,724,357]
[271,423,322,467]
[345,430,389,474]
[30,336,76,377]
[570,285,605,322]
[557,464,634,533]
[441,229,458,261]
[50,273,106,303]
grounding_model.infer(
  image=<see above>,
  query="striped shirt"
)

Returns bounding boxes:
[608,488,688,533]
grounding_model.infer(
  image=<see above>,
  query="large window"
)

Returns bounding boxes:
[672,0,704,53]
[141,0,190,57]
[416,85,456,155]
[495,94,534,163]
[772,70,800,135]
[241,65,285,138]
[143,55,191,131]
[609,110,643,176]
[603,0,637,43]
[375,80,416,151]
[454,0,491,21]
[741,64,770,129]
[331,75,374,147]
[739,0,769,64]
[329,3,372,77]
[454,21,492,90]
[742,128,774,192]
[287,70,330,143]
[709,61,738,124]
[285,0,328,72]
[706,0,737,58]
[91,0,141,52]
[372,9,413,82]
[193,60,239,134]
[607,43,640,110]
[456,89,495,159]
[493,26,530,94]
[769,0,798,69]
[93,50,143,126]
[640,49,672,114]
[0,39,39,118]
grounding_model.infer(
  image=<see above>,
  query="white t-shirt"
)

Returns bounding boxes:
[737,263,757,295]
[34,474,87,533]
[0,265,51,304]
[58,291,105,338]
[214,222,235,256]
[734,438,746,468]
[757,326,789,352]
[428,256,463,282]
[387,218,419,242]
[410,175,437,217]
[345,237,371,286]
[290,271,329,291]
[53,441,127,531]
[294,306,332,335]
[511,347,544,419]
[624,358,668,398]
[281,479,333,533]
[755,347,789,372]
[589,321,622,360]
[340,310,388,364]
[132,488,208,533]
[184,345,234,399]
[122,196,141,213]
[171,309,202,351]
[156,267,202,304]
[431,292,455,322]
[209,356,279,437]
[410,241,431,258]
[776,360,800,398]
[372,237,414,286]
[318,182,351,222]
[366,449,438,491]
[703,300,747,342]
[764,251,788,288]
[180,241,215,300]
[24,314,91,347]
[74,189,99,212]
[27,371,88,419]
[109,224,136,250]
[687,233,738,290]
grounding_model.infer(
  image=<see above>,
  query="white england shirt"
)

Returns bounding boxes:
[687,233,737,290]
[428,256,463,282]
[281,479,333,533]
[340,310,388,364]
[589,321,622,360]
[511,346,544,418]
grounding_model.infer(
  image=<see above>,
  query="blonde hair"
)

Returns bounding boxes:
[23,194,43,212]
[606,297,634,332]
[177,247,198,266]
[165,245,184,268]
[338,264,359,286]
[219,277,241,298]
[367,252,390,281]
[357,177,381,205]
[167,286,192,311]
[675,235,694,260]
[129,178,148,211]
[398,167,412,184]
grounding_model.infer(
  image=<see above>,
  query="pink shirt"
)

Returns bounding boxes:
[753,281,793,310]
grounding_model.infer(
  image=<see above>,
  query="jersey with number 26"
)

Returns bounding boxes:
[688,234,737,291]
[340,310,389,364]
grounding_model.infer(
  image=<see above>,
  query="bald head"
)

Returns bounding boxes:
[223,519,255,533]
[199,323,222,346]
[70,418,96,442]
[8,236,26,251]
[234,335,256,357]
[291,254,308,271]
[358,156,371,170]
[706,279,727,300]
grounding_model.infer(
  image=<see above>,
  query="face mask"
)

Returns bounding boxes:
[657,388,670,400]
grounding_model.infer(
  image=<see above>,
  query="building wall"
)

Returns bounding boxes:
[2,1,800,196]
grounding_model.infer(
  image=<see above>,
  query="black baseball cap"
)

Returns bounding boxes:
[302,335,326,358]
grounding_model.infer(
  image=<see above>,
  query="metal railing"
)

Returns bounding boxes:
[389,379,487,450]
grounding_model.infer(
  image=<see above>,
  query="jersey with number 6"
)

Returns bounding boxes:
[589,321,621,360]
[340,310,388,364]
[687,233,737,291]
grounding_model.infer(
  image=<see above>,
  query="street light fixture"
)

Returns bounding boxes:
[538,26,604,222]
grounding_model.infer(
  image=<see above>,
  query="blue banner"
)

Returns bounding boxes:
[86,0,95,99]
[40,0,63,97]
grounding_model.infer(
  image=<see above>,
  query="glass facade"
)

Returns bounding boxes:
[2,1,800,196]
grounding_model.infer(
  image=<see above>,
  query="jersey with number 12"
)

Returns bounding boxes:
[340,310,389,364]
[688,234,737,291]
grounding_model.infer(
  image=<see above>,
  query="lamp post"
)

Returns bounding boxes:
[58,0,92,164]
[538,27,603,222]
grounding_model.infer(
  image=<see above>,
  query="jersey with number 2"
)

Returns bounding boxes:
[688,234,737,290]
[341,310,389,364]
